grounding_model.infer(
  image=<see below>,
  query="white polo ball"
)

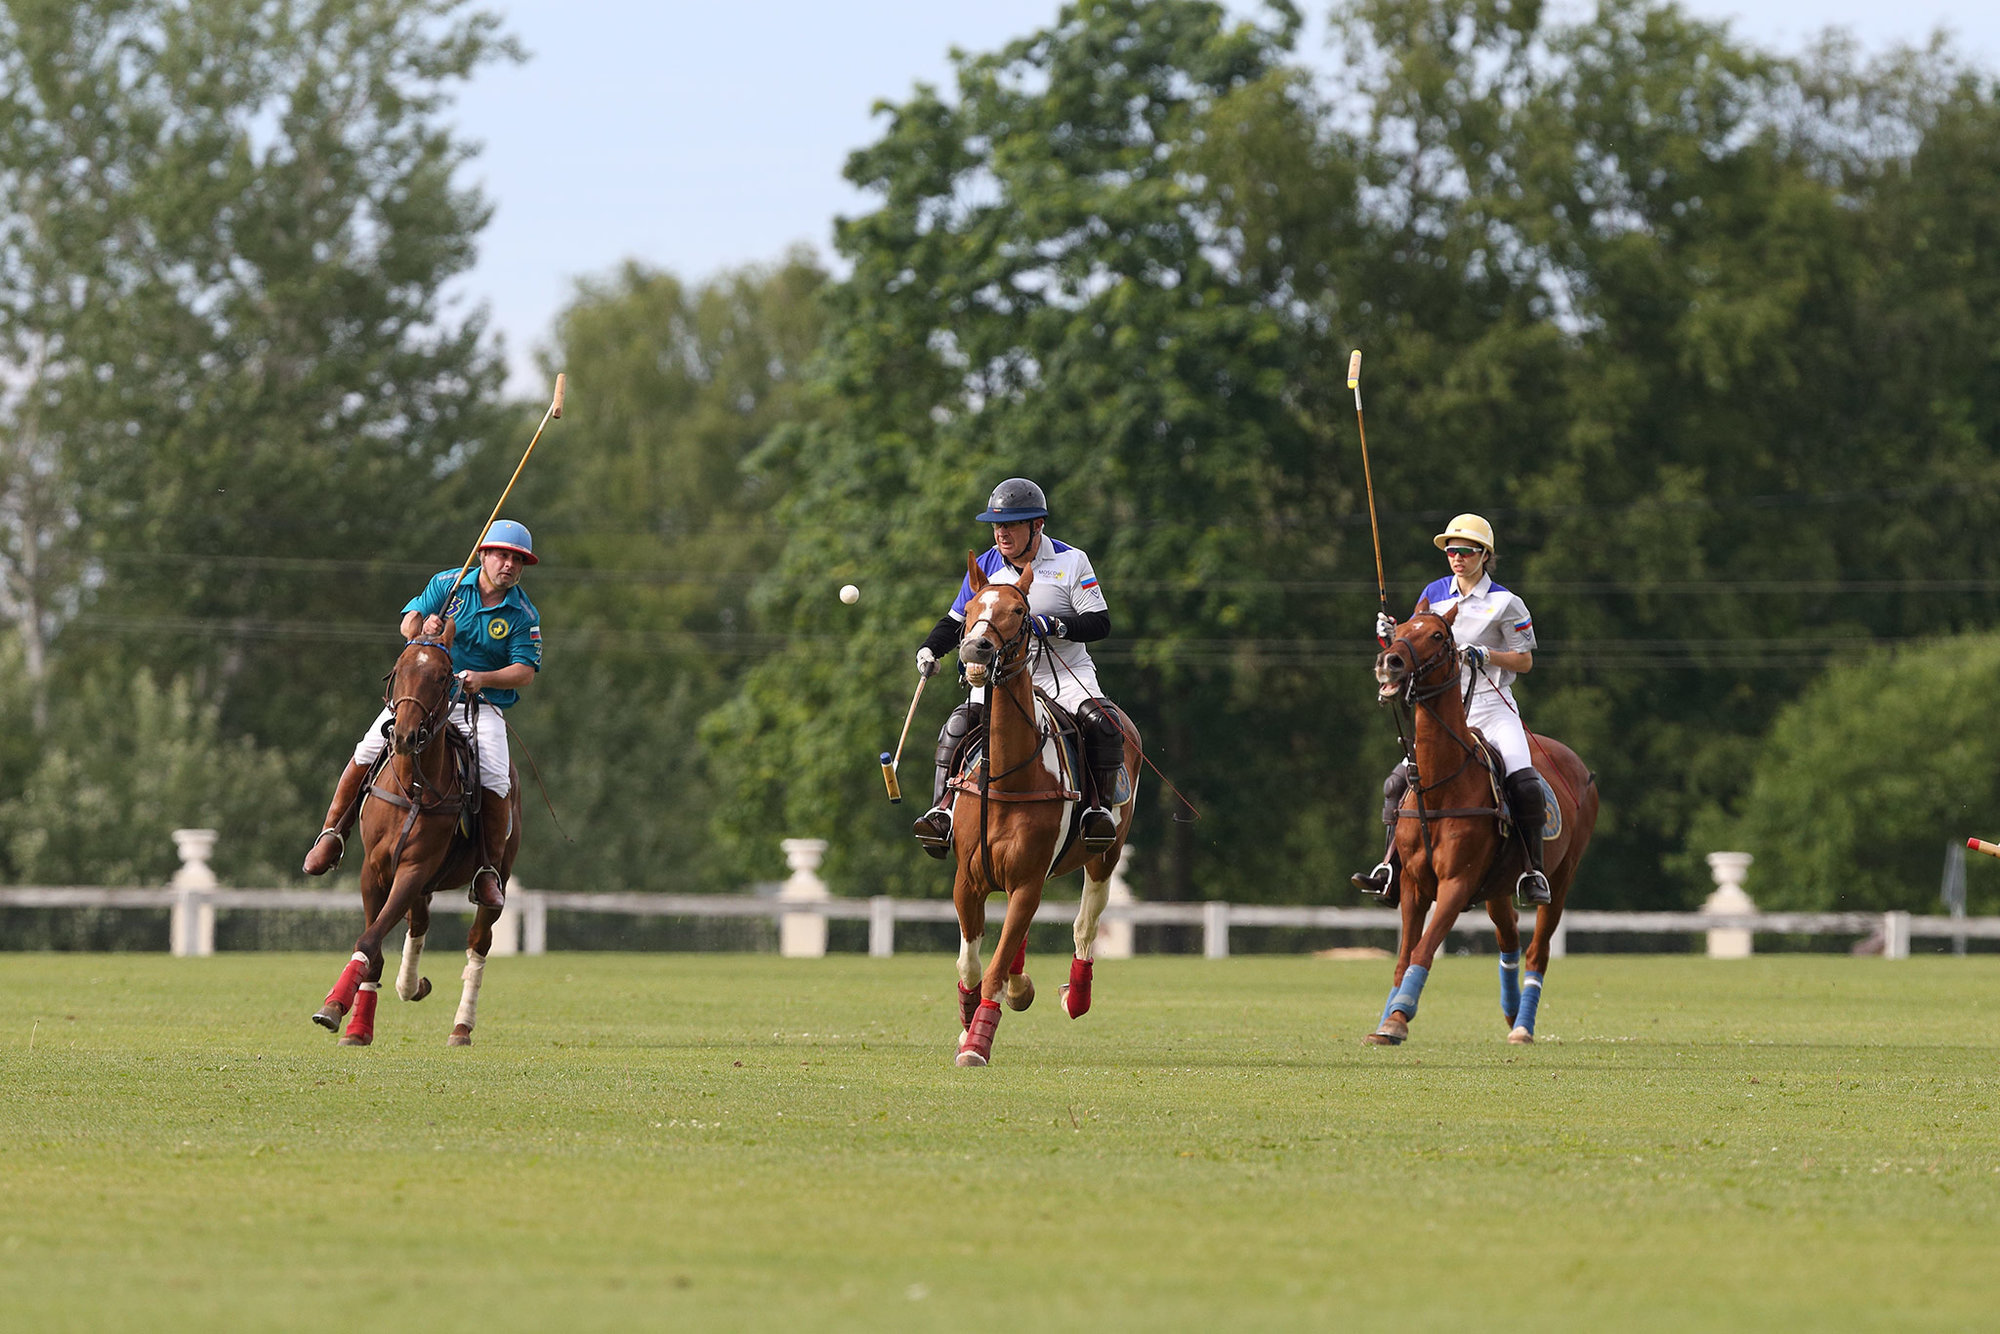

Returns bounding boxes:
[839,584,860,605]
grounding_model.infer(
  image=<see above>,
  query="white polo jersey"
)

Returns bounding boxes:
[950,534,1107,706]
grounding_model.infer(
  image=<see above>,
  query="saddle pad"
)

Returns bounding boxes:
[1053,728,1133,807]
[1533,769,1562,841]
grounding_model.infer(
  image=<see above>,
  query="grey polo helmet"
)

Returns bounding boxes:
[975,477,1050,523]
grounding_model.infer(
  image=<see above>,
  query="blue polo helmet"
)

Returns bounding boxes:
[480,519,538,564]
[975,477,1049,524]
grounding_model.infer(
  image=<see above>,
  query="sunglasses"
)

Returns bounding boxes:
[1444,546,1485,558]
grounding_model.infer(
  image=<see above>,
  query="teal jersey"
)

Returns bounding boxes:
[404,568,543,709]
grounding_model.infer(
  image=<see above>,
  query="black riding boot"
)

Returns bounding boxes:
[1076,699,1125,853]
[1351,761,1410,904]
[1504,770,1552,906]
[913,703,980,859]
[470,788,510,910]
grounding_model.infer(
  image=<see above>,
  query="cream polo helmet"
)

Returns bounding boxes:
[1433,513,1496,553]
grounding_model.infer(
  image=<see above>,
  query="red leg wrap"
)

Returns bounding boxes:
[1009,939,1027,976]
[344,988,377,1043]
[1063,955,1094,1018]
[956,999,1002,1066]
[958,983,981,1031]
[324,957,366,1013]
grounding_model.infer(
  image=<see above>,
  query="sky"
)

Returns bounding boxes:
[450,2,2000,392]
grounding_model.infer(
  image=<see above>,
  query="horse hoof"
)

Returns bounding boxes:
[1508,1027,1534,1045]
[409,977,432,1002]
[337,1032,372,1047]
[448,1024,473,1047]
[1365,1016,1408,1045]
[1005,976,1034,1012]
[954,1049,988,1068]
[311,1005,343,1031]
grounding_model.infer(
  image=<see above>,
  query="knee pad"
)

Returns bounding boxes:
[936,702,981,767]
[1381,760,1412,825]
[1075,697,1123,745]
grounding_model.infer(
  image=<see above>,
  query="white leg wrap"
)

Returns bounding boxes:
[957,934,983,991]
[1074,873,1110,961]
[455,949,486,1031]
[396,933,426,1001]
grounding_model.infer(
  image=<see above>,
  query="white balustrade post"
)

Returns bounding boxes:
[1547,914,1568,959]
[868,896,895,958]
[1882,910,1911,961]
[779,838,830,959]
[1203,900,1231,959]
[1098,852,1136,960]
[169,828,219,957]
[1703,852,1756,959]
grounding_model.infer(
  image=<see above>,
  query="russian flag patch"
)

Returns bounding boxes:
[1514,618,1532,632]
[528,625,541,641]
[1079,575,1099,591]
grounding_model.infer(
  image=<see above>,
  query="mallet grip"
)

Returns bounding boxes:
[551,372,566,419]
[881,751,902,803]
[1969,838,2000,860]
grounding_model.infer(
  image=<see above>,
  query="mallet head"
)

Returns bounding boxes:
[551,372,566,419]
[880,751,902,803]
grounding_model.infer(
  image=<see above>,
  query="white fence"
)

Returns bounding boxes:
[3,884,1996,960]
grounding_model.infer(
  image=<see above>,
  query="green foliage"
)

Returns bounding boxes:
[1689,634,2000,913]
[0,667,302,885]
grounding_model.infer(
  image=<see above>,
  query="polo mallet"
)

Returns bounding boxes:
[1349,349,1389,634]
[881,671,931,803]
[447,373,567,600]
[1969,838,2000,860]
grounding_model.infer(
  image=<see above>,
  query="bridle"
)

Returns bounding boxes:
[961,584,1035,687]
[383,639,455,756]
[1380,617,1461,705]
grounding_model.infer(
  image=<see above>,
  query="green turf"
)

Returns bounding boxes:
[1,953,1994,1332]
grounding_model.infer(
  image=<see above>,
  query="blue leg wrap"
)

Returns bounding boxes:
[1389,964,1429,1020]
[1499,950,1522,1025]
[1513,970,1544,1034]
[1379,982,1401,1026]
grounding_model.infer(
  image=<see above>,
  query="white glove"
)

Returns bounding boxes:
[1374,612,1396,641]
[1462,644,1489,673]
[916,646,939,678]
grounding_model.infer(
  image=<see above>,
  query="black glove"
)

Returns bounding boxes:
[1029,614,1066,640]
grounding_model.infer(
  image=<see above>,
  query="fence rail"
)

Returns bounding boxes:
[1,886,1991,960]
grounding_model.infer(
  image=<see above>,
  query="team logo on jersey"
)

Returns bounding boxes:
[444,593,463,619]
[488,617,510,639]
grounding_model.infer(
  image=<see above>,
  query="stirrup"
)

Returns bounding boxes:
[469,867,505,910]
[1080,805,1116,851]
[302,828,345,875]
[912,806,953,860]
[1351,861,1394,898]
[1516,869,1552,907]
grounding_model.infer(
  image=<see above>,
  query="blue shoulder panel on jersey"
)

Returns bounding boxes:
[977,548,1007,576]
[1046,538,1071,554]
[1421,576,1455,606]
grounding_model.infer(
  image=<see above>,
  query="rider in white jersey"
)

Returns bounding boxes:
[1352,513,1552,906]
[910,478,1125,858]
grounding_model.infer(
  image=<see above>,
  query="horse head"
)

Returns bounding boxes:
[958,550,1035,688]
[1375,604,1460,702]
[386,620,456,756]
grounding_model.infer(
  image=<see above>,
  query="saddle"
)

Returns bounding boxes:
[946,692,1133,808]
[363,725,481,836]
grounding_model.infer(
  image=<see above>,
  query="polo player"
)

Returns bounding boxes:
[910,477,1127,857]
[302,519,544,909]
[1353,512,1552,907]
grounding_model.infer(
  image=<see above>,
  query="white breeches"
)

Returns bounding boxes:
[971,666,1102,713]
[1466,686,1533,776]
[352,700,511,794]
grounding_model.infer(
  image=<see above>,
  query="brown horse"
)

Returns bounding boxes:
[1365,607,1597,1046]
[948,553,1141,1067]
[310,624,521,1047]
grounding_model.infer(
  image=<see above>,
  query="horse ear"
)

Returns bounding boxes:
[1439,602,1460,627]
[439,616,457,646]
[967,551,987,593]
[1015,559,1034,593]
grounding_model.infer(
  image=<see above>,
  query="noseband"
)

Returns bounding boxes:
[963,585,1034,685]
[1384,621,1462,703]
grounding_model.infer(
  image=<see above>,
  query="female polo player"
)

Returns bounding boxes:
[1353,513,1551,906]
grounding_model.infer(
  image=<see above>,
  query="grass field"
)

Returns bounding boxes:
[2,952,1996,1332]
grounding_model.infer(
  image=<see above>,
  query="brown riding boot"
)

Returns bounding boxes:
[302,761,371,876]
[469,788,510,911]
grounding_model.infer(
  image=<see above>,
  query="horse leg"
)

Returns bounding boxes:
[449,906,500,1047]
[959,885,1040,1068]
[1365,866,1424,1046]
[1487,898,1523,1030]
[1005,936,1034,1012]
[396,898,433,1002]
[954,878,987,1038]
[1376,878,1477,1045]
[1062,866,1111,1019]
[320,868,423,1044]
[1512,899,1563,1044]
[313,856,392,1032]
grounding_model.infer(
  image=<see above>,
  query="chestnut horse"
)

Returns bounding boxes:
[1366,607,1597,1046]
[949,553,1141,1067]
[310,624,521,1047]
